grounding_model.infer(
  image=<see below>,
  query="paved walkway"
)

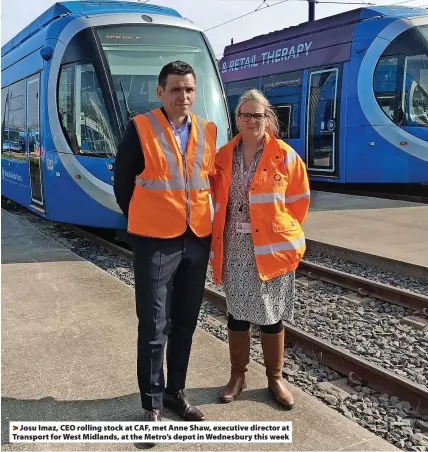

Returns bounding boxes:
[1,209,397,451]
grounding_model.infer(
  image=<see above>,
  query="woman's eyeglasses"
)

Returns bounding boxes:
[238,113,267,123]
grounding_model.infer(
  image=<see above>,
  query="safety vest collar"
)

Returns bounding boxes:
[257,133,284,171]
[215,133,241,170]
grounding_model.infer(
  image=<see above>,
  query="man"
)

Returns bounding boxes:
[114,61,217,424]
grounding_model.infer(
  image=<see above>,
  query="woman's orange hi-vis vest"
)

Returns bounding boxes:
[128,108,217,238]
[210,132,310,283]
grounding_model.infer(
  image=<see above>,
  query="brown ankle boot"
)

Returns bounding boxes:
[261,329,294,410]
[220,329,251,403]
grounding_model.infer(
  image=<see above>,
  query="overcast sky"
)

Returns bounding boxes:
[1,0,427,57]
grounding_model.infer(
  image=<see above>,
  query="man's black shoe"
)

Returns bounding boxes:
[143,408,162,422]
[137,409,162,449]
[163,390,205,421]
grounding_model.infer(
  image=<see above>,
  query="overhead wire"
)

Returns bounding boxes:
[204,0,380,32]
[390,0,421,4]
[203,0,290,32]
[388,0,428,8]
[316,1,374,3]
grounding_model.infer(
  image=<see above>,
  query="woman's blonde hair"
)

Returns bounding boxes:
[235,89,279,137]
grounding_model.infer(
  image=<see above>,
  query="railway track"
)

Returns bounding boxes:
[71,226,428,314]
[68,225,428,414]
[298,260,428,312]
[305,239,428,281]
[204,285,428,414]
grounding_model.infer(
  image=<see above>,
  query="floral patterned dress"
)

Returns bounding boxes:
[222,140,295,326]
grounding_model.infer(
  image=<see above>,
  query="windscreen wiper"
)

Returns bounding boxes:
[120,81,138,120]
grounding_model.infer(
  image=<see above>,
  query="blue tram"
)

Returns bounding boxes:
[1,1,230,227]
[220,6,428,184]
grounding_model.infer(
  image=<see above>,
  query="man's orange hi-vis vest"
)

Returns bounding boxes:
[128,108,217,238]
[210,132,310,283]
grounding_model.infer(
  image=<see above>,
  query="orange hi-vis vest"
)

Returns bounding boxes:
[210,132,310,283]
[128,108,217,238]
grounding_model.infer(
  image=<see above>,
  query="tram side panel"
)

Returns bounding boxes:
[346,34,410,183]
[1,43,43,209]
[345,21,428,183]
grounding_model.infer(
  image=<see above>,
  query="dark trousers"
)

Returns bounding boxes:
[130,229,211,411]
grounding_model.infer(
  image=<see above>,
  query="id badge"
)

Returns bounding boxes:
[236,222,252,233]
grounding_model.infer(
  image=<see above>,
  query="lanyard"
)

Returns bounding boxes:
[239,150,256,201]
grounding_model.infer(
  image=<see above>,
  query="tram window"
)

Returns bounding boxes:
[228,104,240,136]
[374,25,428,127]
[274,105,292,139]
[58,63,117,157]
[402,54,428,126]
[1,87,10,157]
[374,57,399,122]
[262,71,302,138]
[58,65,78,152]
[97,24,230,147]
[228,105,238,136]
[226,78,259,97]
[8,80,26,160]
[262,71,302,91]
[76,63,116,157]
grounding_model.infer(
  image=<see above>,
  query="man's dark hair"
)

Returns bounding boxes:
[158,61,196,89]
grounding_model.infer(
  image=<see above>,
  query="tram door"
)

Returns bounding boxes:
[306,67,340,176]
[27,74,44,207]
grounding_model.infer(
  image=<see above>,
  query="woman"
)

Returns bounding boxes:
[210,89,310,410]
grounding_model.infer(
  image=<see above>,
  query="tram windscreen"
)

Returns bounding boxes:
[374,24,428,126]
[97,25,229,147]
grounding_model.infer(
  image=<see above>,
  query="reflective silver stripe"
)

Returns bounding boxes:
[141,111,185,190]
[254,236,306,255]
[189,116,210,190]
[209,251,214,259]
[249,192,310,204]
[209,193,214,223]
[249,193,286,204]
[214,203,220,212]
[285,148,297,167]
[135,177,185,190]
[285,191,310,203]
